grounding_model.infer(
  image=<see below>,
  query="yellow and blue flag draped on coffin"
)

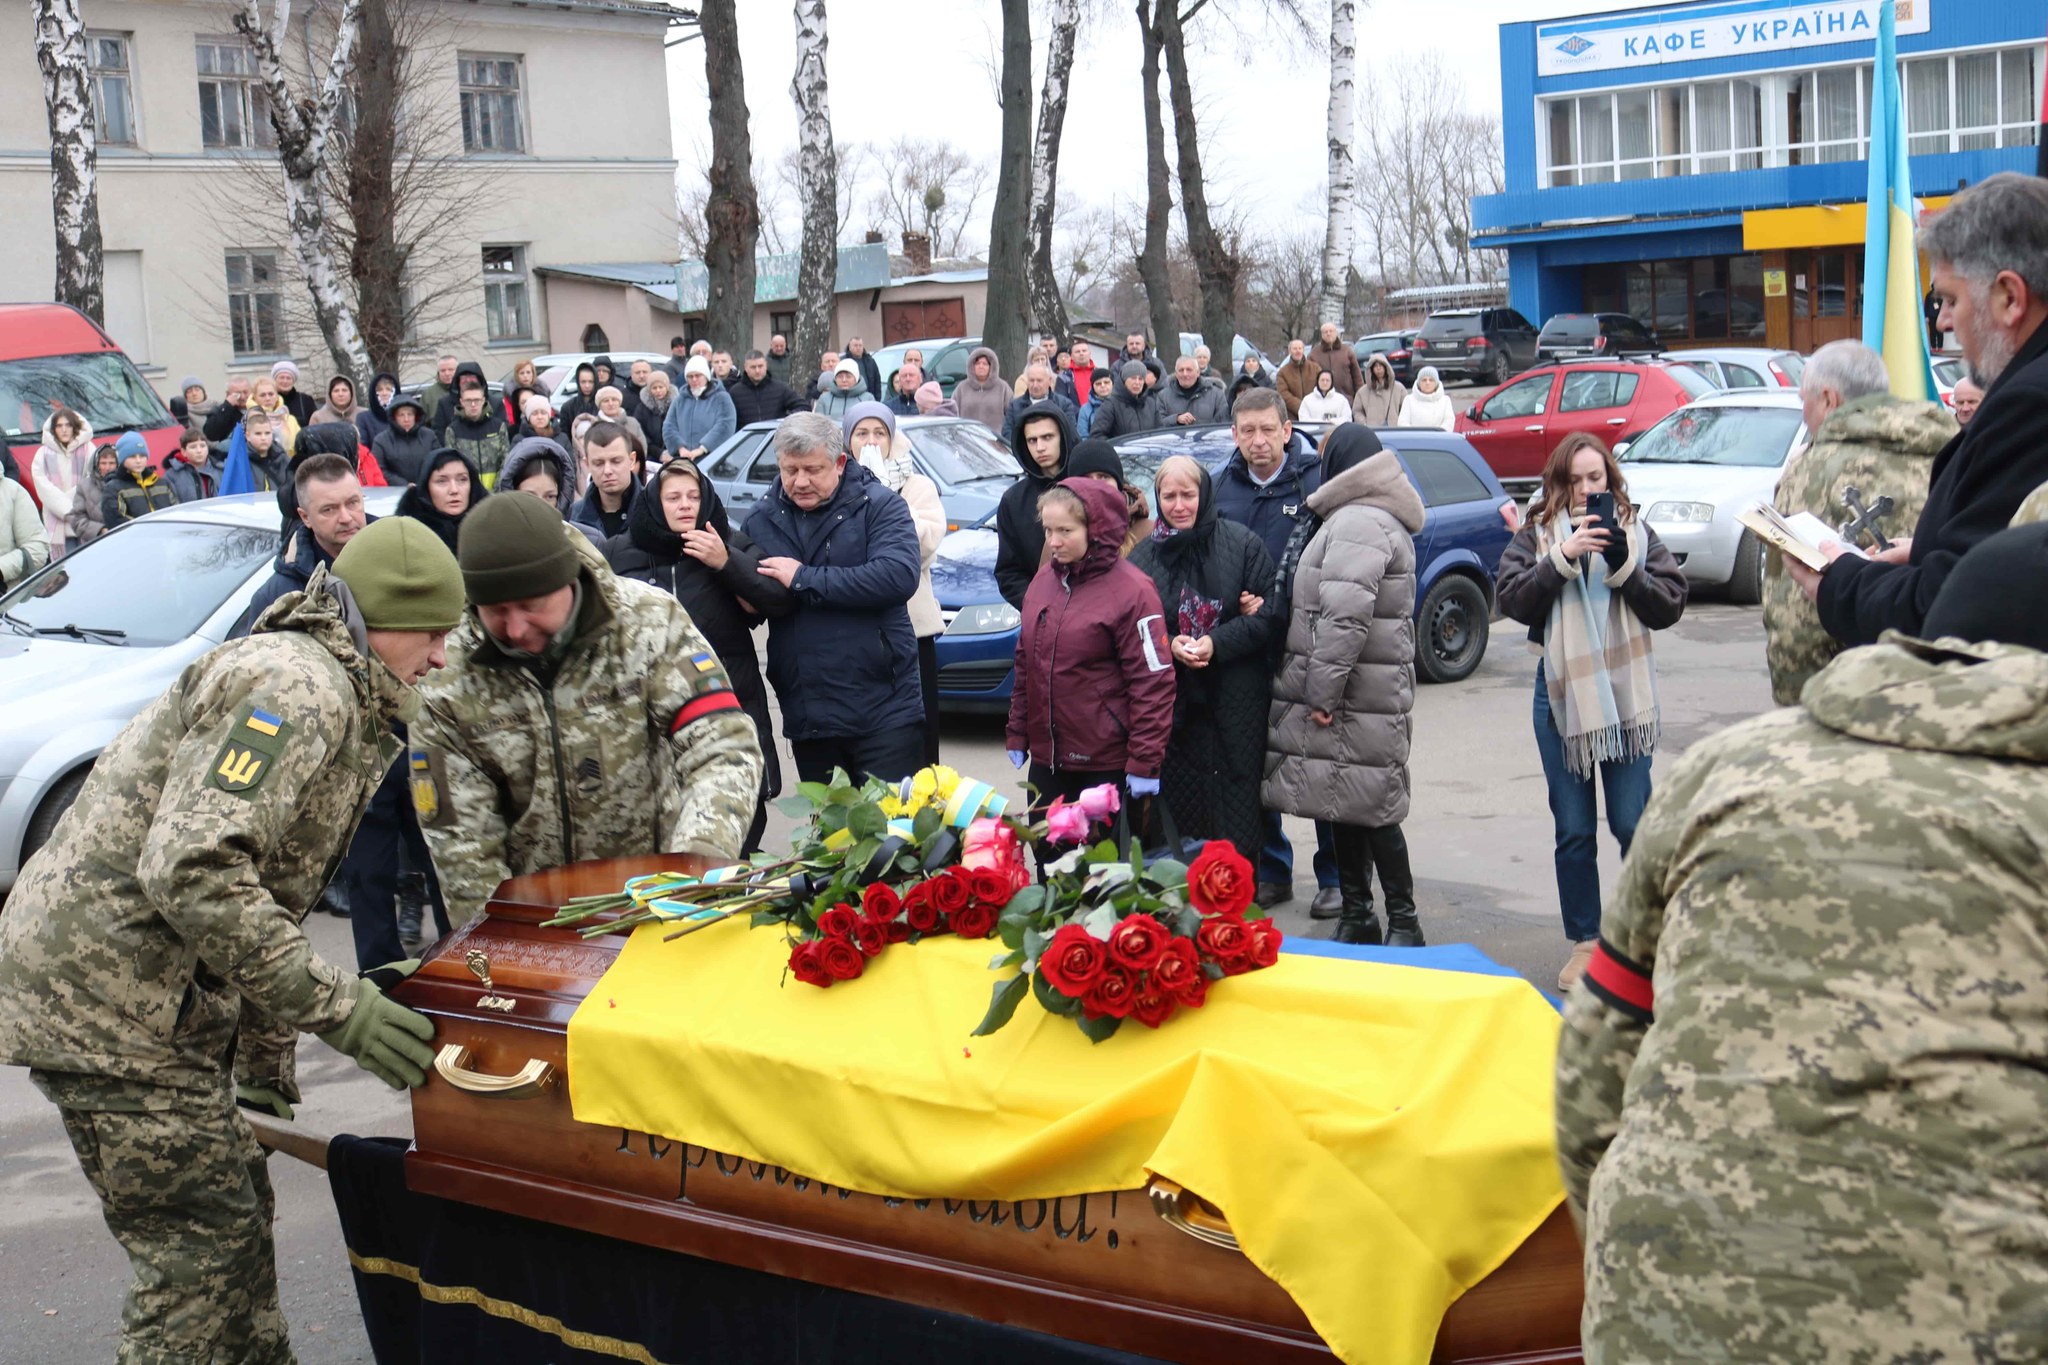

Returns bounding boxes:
[567,921,1565,1365]
[1863,0,1939,403]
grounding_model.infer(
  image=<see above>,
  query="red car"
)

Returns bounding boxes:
[0,303,179,502]
[1454,360,1718,483]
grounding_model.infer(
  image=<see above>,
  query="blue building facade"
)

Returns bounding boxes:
[1473,0,2046,353]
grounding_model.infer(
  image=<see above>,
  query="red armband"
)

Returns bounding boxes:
[670,689,743,734]
[1582,937,1654,1024]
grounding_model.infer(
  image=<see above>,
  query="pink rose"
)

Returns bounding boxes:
[1044,798,1090,846]
[1076,783,1121,823]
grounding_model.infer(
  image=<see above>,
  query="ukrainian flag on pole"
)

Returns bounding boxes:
[1862,0,1938,402]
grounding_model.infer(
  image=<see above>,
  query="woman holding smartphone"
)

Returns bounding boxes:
[1496,433,1688,991]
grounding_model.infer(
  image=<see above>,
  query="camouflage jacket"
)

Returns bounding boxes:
[411,533,763,925]
[2011,477,2048,527]
[0,573,405,1102]
[1762,395,1951,704]
[1556,635,2048,1363]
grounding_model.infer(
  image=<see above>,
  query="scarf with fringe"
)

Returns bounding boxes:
[1541,509,1660,776]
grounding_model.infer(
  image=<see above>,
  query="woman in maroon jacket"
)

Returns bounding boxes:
[1007,476,1177,819]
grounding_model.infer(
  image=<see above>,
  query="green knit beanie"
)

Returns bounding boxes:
[331,518,465,631]
[456,491,582,606]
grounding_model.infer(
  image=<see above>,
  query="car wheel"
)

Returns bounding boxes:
[1727,529,1765,605]
[1415,575,1490,684]
[21,766,90,867]
[1489,352,1510,386]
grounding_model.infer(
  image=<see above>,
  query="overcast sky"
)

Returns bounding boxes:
[661,0,1654,246]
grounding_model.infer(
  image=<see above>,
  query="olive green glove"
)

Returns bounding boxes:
[317,979,436,1090]
[360,958,422,993]
[234,1083,295,1121]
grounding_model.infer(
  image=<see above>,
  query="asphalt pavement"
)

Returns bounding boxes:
[0,597,1775,1362]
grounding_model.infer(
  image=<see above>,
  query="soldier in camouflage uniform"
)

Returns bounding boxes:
[0,517,466,1364]
[1764,341,1953,704]
[1556,522,2048,1363]
[412,492,763,924]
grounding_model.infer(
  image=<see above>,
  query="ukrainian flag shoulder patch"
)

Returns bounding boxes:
[210,705,292,796]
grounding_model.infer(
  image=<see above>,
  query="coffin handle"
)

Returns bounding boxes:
[1146,1176,1240,1252]
[433,1043,554,1099]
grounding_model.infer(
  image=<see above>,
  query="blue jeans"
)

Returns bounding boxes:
[1259,810,1339,890]
[1532,666,1652,943]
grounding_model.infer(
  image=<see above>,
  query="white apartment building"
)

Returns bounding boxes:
[0,0,680,389]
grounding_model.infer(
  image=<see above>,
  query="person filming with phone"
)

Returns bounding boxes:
[1496,433,1689,991]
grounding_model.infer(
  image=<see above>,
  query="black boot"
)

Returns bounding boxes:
[1370,824,1425,947]
[397,872,428,957]
[1331,823,1382,946]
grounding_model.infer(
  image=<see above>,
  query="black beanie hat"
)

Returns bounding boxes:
[1921,522,2048,652]
[456,491,581,606]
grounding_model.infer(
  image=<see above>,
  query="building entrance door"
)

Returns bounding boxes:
[1788,250,1861,353]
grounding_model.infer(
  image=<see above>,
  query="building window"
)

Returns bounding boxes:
[482,245,532,342]
[459,54,526,154]
[89,33,136,146]
[196,39,274,150]
[1584,254,1768,345]
[226,250,285,358]
[770,311,797,339]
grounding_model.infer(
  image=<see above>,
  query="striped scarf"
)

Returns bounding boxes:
[1540,510,1661,777]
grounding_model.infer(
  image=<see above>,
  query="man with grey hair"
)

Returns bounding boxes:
[1764,340,1955,702]
[1001,359,1077,448]
[744,411,924,785]
[765,333,793,385]
[1793,172,2048,643]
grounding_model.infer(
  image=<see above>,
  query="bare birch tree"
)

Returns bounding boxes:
[702,0,760,355]
[981,0,1034,374]
[234,0,372,381]
[32,0,103,324]
[1026,0,1082,346]
[1319,0,1357,326]
[789,0,838,379]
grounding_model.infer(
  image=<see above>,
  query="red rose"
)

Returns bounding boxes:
[1083,965,1137,1019]
[1186,841,1256,917]
[1131,988,1177,1028]
[947,901,998,940]
[927,869,972,915]
[1174,973,1209,1009]
[818,936,866,981]
[1108,914,1167,974]
[789,940,832,988]
[884,920,911,944]
[902,884,941,934]
[1150,937,1199,994]
[852,918,888,957]
[1245,918,1282,970]
[968,867,1015,908]
[861,883,902,922]
[1040,924,1108,997]
[1197,914,1250,966]
[817,903,859,939]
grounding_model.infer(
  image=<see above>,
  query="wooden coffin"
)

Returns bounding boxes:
[389,855,1584,1365]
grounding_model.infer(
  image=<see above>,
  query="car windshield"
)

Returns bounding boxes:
[1668,365,1719,400]
[1620,405,1803,468]
[0,352,168,440]
[912,422,1019,484]
[0,520,278,646]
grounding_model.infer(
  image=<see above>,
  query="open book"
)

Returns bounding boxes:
[1737,503,1869,572]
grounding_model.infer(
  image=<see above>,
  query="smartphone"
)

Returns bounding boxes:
[1583,491,1615,533]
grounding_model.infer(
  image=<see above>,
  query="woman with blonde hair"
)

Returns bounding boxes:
[248,376,299,450]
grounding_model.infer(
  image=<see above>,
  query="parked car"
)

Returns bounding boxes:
[1412,307,1541,386]
[868,336,976,397]
[0,488,405,892]
[1617,390,1808,605]
[1353,329,1420,384]
[1533,313,1659,365]
[698,415,1017,532]
[1670,347,1805,391]
[0,303,180,500]
[517,351,669,411]
[929,424,1519,709]
[1456,359,1717,484]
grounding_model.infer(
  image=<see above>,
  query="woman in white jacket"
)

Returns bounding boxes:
[1397,366,1458,431]
[32,409,93,556]
[843,401,948,765]
[1296,369,1352,425]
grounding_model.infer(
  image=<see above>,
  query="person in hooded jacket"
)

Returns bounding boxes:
[356,372,399,448]
[1076,369,1115,438]
[843,402,948,765]
[1006,476,1176,821]
[1085,362,1165,442]
[310,374,365,430]
[395,447,485,553]
[1065,439,1154,557]
[591,354,624,398]
[1229,353,1275,406]
[604,458,794,854]
[1352,354,1407,427]
[1263,425,1427,948]
[1398,367,1457,431]
[665,357,738,461]
[557,362,601,431]
[33,409,92,554]
[953,346,1010,435]
[440,383,512,485]
[73,444,119,547]
[1130,455,1275,864]
[993,401,1078,608]
[372,394,436,488]
[499,436,580,517]
[429,362,485,432]
[633,369,674,457]
[104,432,178,527]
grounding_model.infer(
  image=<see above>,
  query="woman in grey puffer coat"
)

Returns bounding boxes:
[1262,424,1426,946]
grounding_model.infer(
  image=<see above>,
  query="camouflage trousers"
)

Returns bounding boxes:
[36,1073,295,1365]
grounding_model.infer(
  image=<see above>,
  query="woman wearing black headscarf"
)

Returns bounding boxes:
[395,446,487,552]
[602,458,795,854]
[1128,454,1275,863]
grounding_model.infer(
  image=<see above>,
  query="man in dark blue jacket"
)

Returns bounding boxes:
[745,411,925,785]
[992,400,1078,608]
[1209,386,1335,916]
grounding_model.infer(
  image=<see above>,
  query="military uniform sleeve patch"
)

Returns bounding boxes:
[411,746,457,828]
[670,688,742,734]
[209,706,292,796]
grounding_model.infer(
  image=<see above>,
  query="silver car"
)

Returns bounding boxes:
[0,490,402,892]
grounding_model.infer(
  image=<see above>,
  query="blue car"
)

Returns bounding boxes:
[697,415,1019,532]
[931,424,1519,712]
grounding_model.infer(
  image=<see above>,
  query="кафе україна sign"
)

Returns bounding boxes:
[1538,0,1932,78]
